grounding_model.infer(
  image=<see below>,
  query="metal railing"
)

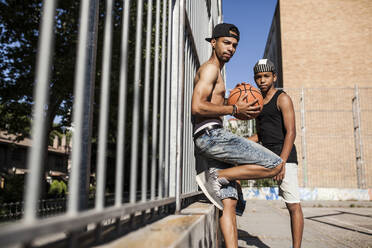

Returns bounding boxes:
[0,199,67,222]
[0,0,222,246]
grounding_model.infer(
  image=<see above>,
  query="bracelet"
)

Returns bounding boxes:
[232,104,237,116]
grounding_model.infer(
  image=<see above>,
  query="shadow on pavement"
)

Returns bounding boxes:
[306,211,372,236]
[306,210,372,219]
[238,229,271,248]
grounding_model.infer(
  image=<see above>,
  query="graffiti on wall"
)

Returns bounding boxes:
[242,187,372,201]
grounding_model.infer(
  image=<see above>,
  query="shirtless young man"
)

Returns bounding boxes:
[191,23,284,248]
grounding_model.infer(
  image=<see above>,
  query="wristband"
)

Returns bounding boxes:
[232,104,238,116]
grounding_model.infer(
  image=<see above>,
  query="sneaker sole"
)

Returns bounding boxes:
[195,172,224,211]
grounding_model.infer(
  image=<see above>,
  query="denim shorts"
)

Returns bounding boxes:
[194,128,282,168]
[194,128,282,200]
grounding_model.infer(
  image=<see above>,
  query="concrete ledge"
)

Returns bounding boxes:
[94,202,218,248]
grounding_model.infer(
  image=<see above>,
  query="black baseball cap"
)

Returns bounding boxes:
[205,23,240,42]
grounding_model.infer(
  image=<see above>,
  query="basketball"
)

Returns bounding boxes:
[227,83,263,120]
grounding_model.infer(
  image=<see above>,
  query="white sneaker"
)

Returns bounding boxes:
[195,168,229,210]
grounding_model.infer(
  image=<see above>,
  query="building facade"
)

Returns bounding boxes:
[265,0,372,88]
[0,131,70,179]
[264,0,372,188]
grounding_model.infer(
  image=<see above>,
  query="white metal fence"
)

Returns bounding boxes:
[0,0,222,247]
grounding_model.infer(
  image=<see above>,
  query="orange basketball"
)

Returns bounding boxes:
[227,83,263,120]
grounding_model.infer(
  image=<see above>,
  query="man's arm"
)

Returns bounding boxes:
[247,133,259,142]
[191,64,261,118]
[191,64,233,117]
[274,93,296,181]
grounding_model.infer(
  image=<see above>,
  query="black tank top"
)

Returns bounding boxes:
[256,90,298,164]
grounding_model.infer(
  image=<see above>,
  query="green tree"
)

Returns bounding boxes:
[47,179,67,197]
[0,0,81,140]
[0,0,164,195]
[0,174,25,203]
[254,178,276,187]
[48,180,62,196]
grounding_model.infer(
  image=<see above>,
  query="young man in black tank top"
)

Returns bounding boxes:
[249,59,304,248]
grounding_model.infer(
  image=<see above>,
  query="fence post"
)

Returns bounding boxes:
[352,85,366,188]
[24,0,56,222]
[300,87,308,187]
[169,0,180,198]
[68,0,99,215]
[95,0,114,210]
[115,0,131,207]
[175,0,186,213]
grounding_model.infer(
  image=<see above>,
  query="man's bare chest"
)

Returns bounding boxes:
[211,80,226,100]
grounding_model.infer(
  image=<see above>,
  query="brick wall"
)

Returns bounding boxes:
[279,0,372,88]
[263,0,372,188]
[283,87,372,188]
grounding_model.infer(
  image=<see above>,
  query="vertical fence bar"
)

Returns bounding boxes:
[191,51,195,192]
[218,0,222,23]
[169,0,180,198]
[158,0,168,199]
[68,0,99,215]
[115,0,131,207]
[187,37,192,193]
[79,0,99,213]
[95,0,114,210]
[356,85,365,188]
[189,51,193,193]
[176,0,185,212]
[187,42,192,193]
[141,0,153,202]
[151,0,161,201]
[164,0,173,197]
[300,87,308,187]
[130,0,144,203]
[182,36,189,194]
[187,40,191,193]
[184,40,188,194]
[24,0,56,222]
[353,85,366,188]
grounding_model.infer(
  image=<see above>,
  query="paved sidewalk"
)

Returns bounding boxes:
[236,200,372,248]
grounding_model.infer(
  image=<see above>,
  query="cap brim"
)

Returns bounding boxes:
[205,38,212,42]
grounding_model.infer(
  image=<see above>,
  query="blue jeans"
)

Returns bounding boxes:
[194,128,282,168]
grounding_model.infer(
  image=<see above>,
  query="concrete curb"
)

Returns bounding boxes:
[299,200,372,208]
[94,202,219,248]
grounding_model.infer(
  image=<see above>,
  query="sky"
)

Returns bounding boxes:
[222,0,277,91]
